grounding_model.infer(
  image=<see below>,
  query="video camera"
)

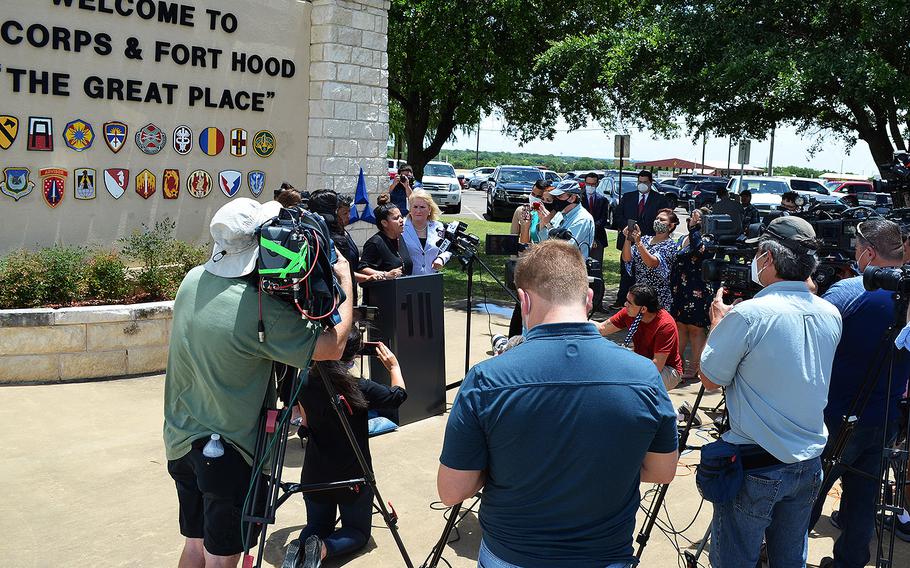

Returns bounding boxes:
[864,265,910,294]
[257,206,345,327]
[699,214,761,303]
[874,151,910,208]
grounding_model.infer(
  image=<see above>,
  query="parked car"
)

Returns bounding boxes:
[467,166,495,190]
[783,177,842,206]
[420,161,462,214]
[657,182,681,209]
[727,176,791,218]
[828,180,874,197]
[485,165,545,220]
[687,180,731,211]
[541,170,562,185]
[673,174,727,202]
[564,169,607,181]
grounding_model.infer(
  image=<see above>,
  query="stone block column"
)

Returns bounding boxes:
[308,0,390,244]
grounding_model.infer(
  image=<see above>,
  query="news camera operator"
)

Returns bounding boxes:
[388,163,420,217]
[400,189,452,275]
[808,218,910,567]
[294,328,408,568]
[697,216,842,567]
[163,199,354,568]
[359,194,406,280]
[438,240,678,567]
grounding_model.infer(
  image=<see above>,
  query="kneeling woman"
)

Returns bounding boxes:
[296,328,407,567]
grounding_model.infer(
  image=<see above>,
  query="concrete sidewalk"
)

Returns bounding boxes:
[0,306,906,567]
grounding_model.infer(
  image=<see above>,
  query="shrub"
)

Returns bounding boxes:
[0,249,46,309]
[168,240,209,293]
[85,249,131,302]
[37,245,89,306]
[120,219,177,300]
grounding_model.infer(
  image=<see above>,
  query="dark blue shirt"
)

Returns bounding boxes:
[823,276,910,427]
[440,322,678,567]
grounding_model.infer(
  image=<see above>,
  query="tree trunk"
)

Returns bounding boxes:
[860,126,896,174]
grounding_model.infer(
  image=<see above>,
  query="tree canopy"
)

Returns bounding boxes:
[533,0,910,173]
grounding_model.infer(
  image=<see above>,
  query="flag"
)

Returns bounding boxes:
[350,166,375,224]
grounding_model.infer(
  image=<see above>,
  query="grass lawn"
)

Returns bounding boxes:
[439,216,621,303]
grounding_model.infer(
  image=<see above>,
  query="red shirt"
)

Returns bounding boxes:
[609,309,684,374]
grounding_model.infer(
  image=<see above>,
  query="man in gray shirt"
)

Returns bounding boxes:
[699,216,842,567]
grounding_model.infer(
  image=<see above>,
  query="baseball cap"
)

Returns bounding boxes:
[204,198,271,277]
[745,215,818,251]
[548,183,584,197]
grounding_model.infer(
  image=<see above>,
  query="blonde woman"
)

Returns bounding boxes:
[400,189,452,276]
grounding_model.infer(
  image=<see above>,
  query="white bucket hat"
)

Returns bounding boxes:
[204,198,272,277]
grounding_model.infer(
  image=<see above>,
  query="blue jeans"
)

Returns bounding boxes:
[477,539,633,568]
[809,421,897,568]
[710,456,823,568]
[299,486,373,558]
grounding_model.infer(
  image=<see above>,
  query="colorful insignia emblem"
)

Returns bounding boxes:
[103,121,128,153]
[0,115,19,150]
[40,167,67,208]
[104,168,129,199]
[27,117,53,151]
[248,170,265,197]
[173,125,193,155]
[219,170,242,198]
[135,169,156,199]
[252,130,276,158]
[63,119,95,152]
[163,169,180,199]
[135,123,166,155]
[187,169,212,198]
[199,127,224,156]
[0,167,34,201]
[73,168,96,200]
[230,128,247,157]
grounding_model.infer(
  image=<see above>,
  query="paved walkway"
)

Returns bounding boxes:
[1,307,906,567]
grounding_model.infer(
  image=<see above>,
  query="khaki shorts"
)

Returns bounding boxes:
[660,366,681,391]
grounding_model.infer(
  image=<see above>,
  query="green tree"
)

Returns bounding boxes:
[388,0,613,178]
[532,1,910,174]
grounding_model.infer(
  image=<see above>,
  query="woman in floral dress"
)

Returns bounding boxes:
[621,208,679,312]
[671,208,715,378]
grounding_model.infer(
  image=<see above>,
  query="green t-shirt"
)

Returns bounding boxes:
[163,266,320,465]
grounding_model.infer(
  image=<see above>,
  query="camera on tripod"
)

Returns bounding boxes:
[438,220,481,264]
[874,151,910,208]
[699,214,760,303]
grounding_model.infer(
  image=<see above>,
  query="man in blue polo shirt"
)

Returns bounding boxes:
[699,216,842,567]
[810,218,910,567]
[438,239,678,568]
[540,183,596,259]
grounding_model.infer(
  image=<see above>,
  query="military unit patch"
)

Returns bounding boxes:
[63,119,95,152]
[41,167,67,208]
[135,169,156,199]
[74,168,96,200]
[187,169,212,198]
[173,125,193,155]
[0,167,34,201]
[248,170,265,197]
[0,115,19,150]
[104,168,129,199]
[253,130,275,158]
[28,117,53,151]
[163,168,180,199]
[199,127,224,156]
[230,128,247,157]
[135,123,166,154]
[219,170,242,198]
[103,121,128,153]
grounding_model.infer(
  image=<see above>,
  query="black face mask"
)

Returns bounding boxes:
[549,198,571,212]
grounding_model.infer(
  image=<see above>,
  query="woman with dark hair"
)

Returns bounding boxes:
[296,326,407,567]
[310,190,375,304]
[358,193,406,279]
[622,207,679,311]
[671,207,714,378]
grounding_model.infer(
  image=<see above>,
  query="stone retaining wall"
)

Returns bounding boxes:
[0,302,173,384]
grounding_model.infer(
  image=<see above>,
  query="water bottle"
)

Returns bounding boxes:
[202,434,224,458]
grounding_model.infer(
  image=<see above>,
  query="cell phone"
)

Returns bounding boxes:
[627,219,638,231]
[531,201,543,211]
[358,341,380,357]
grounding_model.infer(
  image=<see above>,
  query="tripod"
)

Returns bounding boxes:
[448,245,518,390]
[240,363,414,568]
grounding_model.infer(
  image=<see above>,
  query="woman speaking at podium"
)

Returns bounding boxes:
[400,189,452,276]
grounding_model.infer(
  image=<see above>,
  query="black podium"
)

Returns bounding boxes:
[361,273,446,425]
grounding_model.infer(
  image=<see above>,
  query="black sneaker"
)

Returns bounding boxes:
[886,512,910,542]
[829,509,841,530]
[303,535,323,568]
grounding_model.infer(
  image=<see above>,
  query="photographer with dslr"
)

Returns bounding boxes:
[295,328,407,568]
[808,218,910,567]
[388,163,420,217]
[438,240,678,568]
[698,216,842,567]
[163,199,354,568]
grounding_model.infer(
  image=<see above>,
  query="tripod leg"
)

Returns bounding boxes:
[423,502,463,568]
[464,258,474,376]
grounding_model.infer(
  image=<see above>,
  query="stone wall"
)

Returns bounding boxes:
[0,302,173,384]
[308,0,390,244]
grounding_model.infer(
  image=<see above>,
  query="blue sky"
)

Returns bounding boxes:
[442,115,880,176]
